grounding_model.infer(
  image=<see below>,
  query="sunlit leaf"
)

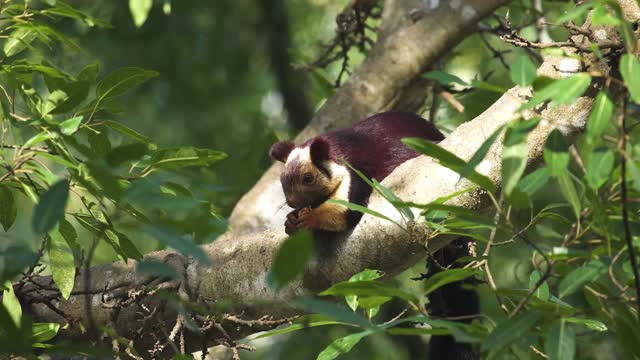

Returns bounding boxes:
[529,270,549,302]
[48,229,75,299]
[317,331,371,360]
[620,54,640,104]
[585,148,614,190]
[586,92,613,141]
[345,269,384,311]
[2,280,22,326]
[4,28,36,57]
[327,199,395,224]
[59,116,83,135]
[520,74,591,111]
[267,230,313,290]
[31,323,60,342]
[565,318,607,332]
[544,129,570,177]
[321,280,418,304]
[129,0,153,27]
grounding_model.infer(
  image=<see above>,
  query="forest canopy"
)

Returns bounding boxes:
[1,0,640,359]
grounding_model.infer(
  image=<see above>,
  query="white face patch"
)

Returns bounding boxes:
[286,147,311,165]
[324,161,350,201]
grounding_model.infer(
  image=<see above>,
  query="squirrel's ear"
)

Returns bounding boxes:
[310,138,330,163]
[269,141,295,163]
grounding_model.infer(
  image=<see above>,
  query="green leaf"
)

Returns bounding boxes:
[586,92,613,141]
[96,67,158,102]
[2,280,22,327]
[4,28,36,57]
[0,186,17,232]
[83,161,123,199]
[529,270,549,301]
[629,160,640,192]
[129,0,153,27]
[0,246,38,281]
[31,323,60,342]
[565,318,607,332]
[590,4,620,26]
[557,174,581,220]
[517,167,550,197]
[59,116,83,135]
[144,225,211,265]
[510,55,537,87]
[32,180,70,235]
[502,142,528,197]
[254,320,347,340]
[620,54,640,104]
[48,229,76,299]
[481,310,540,352]
[555,3,592,23]
[49,81,90,115]
[106,230,143,261]
[345,269,384,311]
[459,125,505,180]
[78,63,100,82]
[371,179,414,220]
[546,319,575,360]
[317,331,371,360]
[295,297,371,328]
[149,147,227,170]
[106,143,150,167]
[422,71,468,86]
[544,129,570,177]
[104,120,154,145]
[402,138,497,193]
[320,280,419,304]
[423,268,476,296]
[267,230,313,289]
[585,148,614,190]
[558,260,606,298]
[327,199,395,224]
[136,259,179,280]
[520,74,591,111]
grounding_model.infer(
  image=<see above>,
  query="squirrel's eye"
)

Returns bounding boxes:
[303,172,314,184]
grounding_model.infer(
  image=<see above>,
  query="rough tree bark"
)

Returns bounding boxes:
[17,0,639,356]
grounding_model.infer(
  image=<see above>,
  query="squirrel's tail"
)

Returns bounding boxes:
[425,237,480,360]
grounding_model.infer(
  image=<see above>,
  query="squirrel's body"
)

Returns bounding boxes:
[270,111,444,234]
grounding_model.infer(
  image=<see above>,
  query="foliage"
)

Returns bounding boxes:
[1,0,640,359]
[0,0,225,354]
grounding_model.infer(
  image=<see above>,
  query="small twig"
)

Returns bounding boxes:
[439,91,465,113]
[618,96,640,312]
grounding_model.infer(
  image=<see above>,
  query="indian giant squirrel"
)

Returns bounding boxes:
[269,111,479,359]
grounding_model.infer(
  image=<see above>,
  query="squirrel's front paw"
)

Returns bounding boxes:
[284,207,314,234]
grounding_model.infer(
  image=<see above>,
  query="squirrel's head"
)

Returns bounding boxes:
[270,138,344,209]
